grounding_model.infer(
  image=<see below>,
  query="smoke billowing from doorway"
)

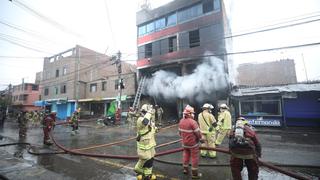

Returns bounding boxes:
[143,56,229,103]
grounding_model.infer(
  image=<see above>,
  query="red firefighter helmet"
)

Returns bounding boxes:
[183,105,195,115]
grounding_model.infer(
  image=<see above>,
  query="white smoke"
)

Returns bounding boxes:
[143,56,229,103]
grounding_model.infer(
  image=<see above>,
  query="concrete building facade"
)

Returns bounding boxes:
[11,83,40,112]
[237,59,297,86]
[136,0,231,118]
[40,45,136,120]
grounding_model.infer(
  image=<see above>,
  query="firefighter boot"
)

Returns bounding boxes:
[137,174,143,180]
[44,140,53,146]
[144,174,156,180]
[183,166,189,174]
[192,169,202,179]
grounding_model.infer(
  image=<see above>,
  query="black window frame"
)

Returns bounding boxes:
[44,88,49,96]
[145,43,152,58]
[102,81,106,91]
[60,84,67,94]
[189,29,200,48]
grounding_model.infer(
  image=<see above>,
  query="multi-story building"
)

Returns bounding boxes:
[11,83,40,112]
[40,45,136,120]
[237,59,297,86]
[136,0,231,117]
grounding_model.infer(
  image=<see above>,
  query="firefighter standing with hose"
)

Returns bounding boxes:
[229,117,262,180]
[70,111,79,135]
[215,104,232,146]
[178,105,203,179]
[43,111,56,145]
[134,104,157,180]
[198,103,217,158]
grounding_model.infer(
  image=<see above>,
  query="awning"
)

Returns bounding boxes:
[34,100,50,107]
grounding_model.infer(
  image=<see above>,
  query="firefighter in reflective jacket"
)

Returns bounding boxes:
[198,103,217,158]
[229,117,262,180]
[70,111,79,135]
[43,111,56,145]
[179,105,203,179]
[215,103,232,145]
[134,104,157,180]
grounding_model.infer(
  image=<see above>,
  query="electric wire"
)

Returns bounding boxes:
[10,0,82,38]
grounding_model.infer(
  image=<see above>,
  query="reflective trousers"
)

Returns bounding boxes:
[183,146,199,169]
[201,132,216,157]
[215,129,230,145]
[230,156,259,180]
[135,147,155,176]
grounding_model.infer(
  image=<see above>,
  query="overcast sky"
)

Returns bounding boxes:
[0,0,319,90]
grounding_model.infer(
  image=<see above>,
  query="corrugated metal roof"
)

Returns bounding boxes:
[231,83,320,97]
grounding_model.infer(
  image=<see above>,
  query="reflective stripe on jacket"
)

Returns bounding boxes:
[136,113,156,150]
[218,110,232,130]
[198,111,216,134]
[178,117,201,148]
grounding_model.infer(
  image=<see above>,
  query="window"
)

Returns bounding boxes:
[44,88,49,96]
[55,87,59,95]
[138,25,146,37]
[169,36,177,52]
[90,83,97,92]
[203,0,214,13]
[155,18,166,31]
[55,69,59,77]
[24,85,27,90]
[240,100,281,116]
[32,85,39,91]
[102,81,106,91]
[166,13,177,26]
[145,43,152,58]
[146,22,155,34]
[63,66,67,75]
[214,0,221,11]
[189,29,200,48]
[178,4,202,23]
[23,94,28,101]
[115,79,124,90]
[60,84,67,94]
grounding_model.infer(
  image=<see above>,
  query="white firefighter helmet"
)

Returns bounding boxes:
[219,103,229,109]
[202,103,211,109]
[140,104,149,112]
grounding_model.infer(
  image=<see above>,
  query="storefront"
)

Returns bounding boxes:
[231,83,320,127]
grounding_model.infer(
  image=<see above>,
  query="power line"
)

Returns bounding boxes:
[103,0,117,49]
[0,19,62,45]
[0,36,53,54]
[10,0,82,38]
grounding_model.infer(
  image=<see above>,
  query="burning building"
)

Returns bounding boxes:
[136,0,232,119]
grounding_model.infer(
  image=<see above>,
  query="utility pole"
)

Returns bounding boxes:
[301,53,309,82]
[75,47,80,111]
[115,51,122,125]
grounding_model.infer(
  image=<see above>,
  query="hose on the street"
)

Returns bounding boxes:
[0,121,314,180]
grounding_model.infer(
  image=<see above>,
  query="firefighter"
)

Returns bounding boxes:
[43,111,56,145]
[127,107,137,127]
[70,111,79,135]
[32,111,40,127]
[198,103,217,158]
[18,111,28,137]
[134,104,157,180]
[179,105,203,179]
[215,104,232,146]
[155,105,164,126]
[229,117,262,180]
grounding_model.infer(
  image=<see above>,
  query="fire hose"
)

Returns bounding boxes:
[0,122,316,180]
